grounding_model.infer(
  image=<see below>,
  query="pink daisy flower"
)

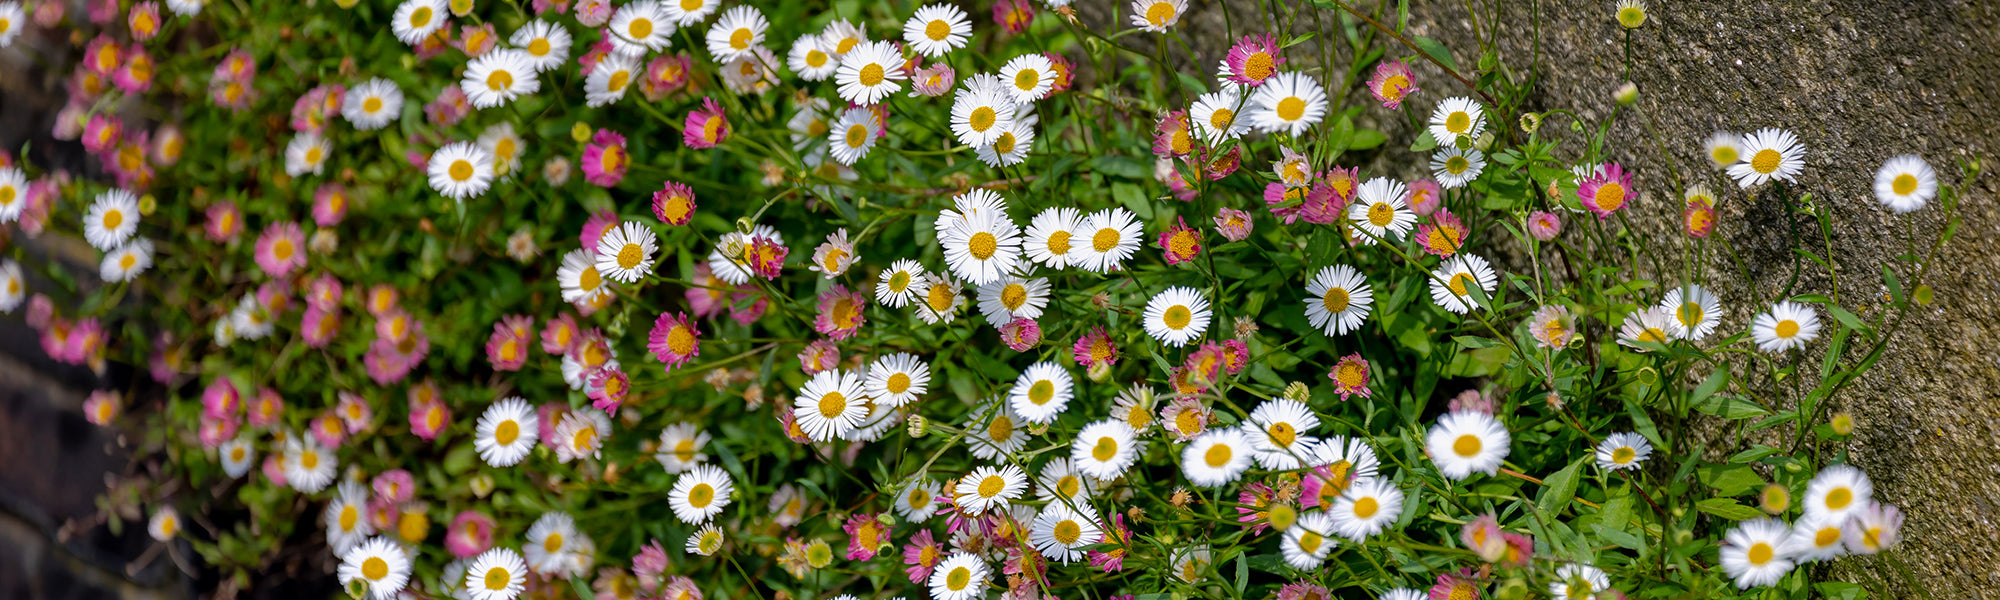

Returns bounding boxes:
[910,63,955,97]
[1416,208,1468,257]
[653,181,697,225]
[409,392,449,440]
[1577,162,1634,219]
[261,456,287,487]
[797,339,838,374]
[1221,34,1284,87]
[83,35,124,75]
[82,114,122,155]
[999,317,1041,351]
[371,470,417,504]
[457,23,498,57]
[1406,179,1444,216]
[83,390,121,425]
[1264,181,1310,224]
[1158,217,1203,265]
[1213,207,1254,242]
[843,513,890,560]
[642,54,693,101]
[745,235,787,279]
[542,313,580,355]
[633,540,670,592]
[424,85,472,127]
[446,510,496,559]
[1278,582,1332,600]
[685,263,729,319]
[486,321,530,371]
[1301,462,1359,510]
[581,129,629,188]
[1235,482,1281,534]
[1184,342,1226,384]
[1528,210,1563,241]
[1153,111,1195,158]
[248,389,284,428]
[682,98,730,149]
[128,2,163,41]
[301,306,341,348]
[335,392,373,433]
[310,412,347,448]
[647,312,700,370]
[365,284,400,316]
[290,84,345,134]
[1220,339,1249,374]
[903,529,945,584]
[112,48,155,94]
[302,274,343,310]
[218,47,257,80]
[1159,396,1209,441]
[1450,389,1495,415]
[1367,59,1420,109]
[587,367,631,414]
[813,285,868,340]
[209,77,254,111]
[1328,353,1371,400]
[992,0,1034,34]
[254,222,308,278]
[729,286,768,325]
[1086,514,1131,572]
[1072,326,1119,367]
[201,377,242,420]
[1045,52,1076,93]
[1297,179,1345,225]
[1683,198,1716,238]
[312,184,350,226]
[198,415,239,449]
[579,209,619,251]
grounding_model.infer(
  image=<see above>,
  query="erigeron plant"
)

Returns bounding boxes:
[0,0,1966,599]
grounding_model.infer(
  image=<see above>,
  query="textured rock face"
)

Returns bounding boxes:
[1082,0,2000,593]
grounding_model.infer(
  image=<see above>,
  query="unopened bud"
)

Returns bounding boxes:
[1086,361,1111,382]
[1615,82,1639,106]
[1760,484,1791,514]
[1282,382,1310,402]
[571,122,594,143]
[1830,412,1854,436]
[906,415,928,438]
[1519,113,1542,134]
[468,473,494,498]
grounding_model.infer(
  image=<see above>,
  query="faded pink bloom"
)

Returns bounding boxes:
[797,340,838,374]
[581,129,628,188]
[198,416,238,449]
[1450,389,1495,414]
[1406,179,1444,216]
[409,392,450,441]
[1153,111,1195,158]
[814,285,868,340]
[999,317,1041,351]
[1213,207,1253,242]
[202,377,242,420]
[486,321,530,371]
[1234,482,1279,534]
[309,412,347,448]
[1429,568,1481,600]
[1328,353,1371,400]
[992,0,1034,34]
[843,513,889,560]
[1367,59,1420,109]
[642,53,694,100]
[542,313,580,355]
[1086,514,1131,572]
[745,236,786,280]
[1683,199,1715,238]
[248,389,284,428]
[1221,34,1285,87]
[425,85,473,126]
[1072,327,1118,367]
[1158,217,1203,265]
[682,98,730,149]
[1264,182,1309,224]
[1045,52,1077,93]
[261,455,287,487]
[587,367,631,414]
[910,63,955,97]
[301,306,341,348]
[1416,208,1468,257]
[446,510,496,558]
[254,222,307,277]
[1527,210,1563,241]
[633,539,670,592]
[1278,581,1332,600]
[83,391,121,425]
[312,184,351,226]
[457,23,498,57]
[372,469,417,504]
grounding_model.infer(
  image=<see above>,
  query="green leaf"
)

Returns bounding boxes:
[1349,129,1387,151]
[1537,458,1584,515]
[1091,156,1151,180]
[1593,524,1644,550]
[1690,367,1729,407]
[1112,183,1153,221]
[1281,33,1316,48]
[1695,497,1765,521]
[1816,582,1868,600]
[1691,393,1770,420]
[1410,35,1457,72]
[1726,445,1781,464]
[1452,335,1499,349]
[1883,265,1905,306]
[1697,464,1764,497]
[1409,130,1438,152]
[1233,552,1249,594]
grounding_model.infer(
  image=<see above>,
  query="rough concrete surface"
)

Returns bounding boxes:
[1081,0,2000,595]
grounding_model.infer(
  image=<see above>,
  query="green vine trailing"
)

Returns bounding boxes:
[0,0,1966,599]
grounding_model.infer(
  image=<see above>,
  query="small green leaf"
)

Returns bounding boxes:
[1282,33,1316,48]
[1410,35,1457,72]
[1695,497,1765,521]
[1452,335,1499,349]
[1112,183,1153,220]
[1690,367,1729,407]
[1883,265,1905,306]
[1348,129,1387,150]
[1691,394,1771,420]
[1537,458,1584,515]
[1816,582,1868,600]
[1697,464,1764,497]
[1409,130,1438,152]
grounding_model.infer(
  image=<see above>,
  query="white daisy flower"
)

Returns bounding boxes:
[1728,127,1806,188]
[1431,146,1487,189]
[1034,457,1096,503]
[865,353,931,407]
[593,221,658,283]
[1329,477,1405,541]
[1170,545,1213,583]
[1381,590,1428,600]
[1029,504,1102,563]
[1803,464,1872,521]
[83,189,140,250]
[786,33,839,82]
[1303,264,1373,336]
[147,506,180,541]
[427,142,494,200]
[391,0,447,46]
[284,132,331,177]
[1130,0,1187,32]
[523,512,579,575]
[768,484,806,528]
[1617,306,1674,351]
[1752,300,1821,353]
[706,225,783,285]
[1241,399,1322,470]
[475,397,539,467]
[1594,431,1653,471]
[282,437,336,493]
[703,5,767,61]
[324,481,373,555]
[0,2,24,47]
[218,436,255,478]
[652,422,711,473]
[463,49,540,109]
[1704,131,1745,169]
[1349,177,1416,240]
[828,107,878,165]
[841,394,902,443]
[1548,564,1610,600]
[997,54,1057,105]
[1425,410,1509,480]
[1190,86,1249,143]
[556,249,611,304]
[1720,518,1795,589]
[1182,429,1252,487]
[663,0,717,26]
[1429,254,1498,314]
[1022,207,1082,270]
[1873,154,1936,214]
[874,259,926,308]
[608,0,673,56]
[685,523,723,556]
[1280,511,1336,569]
[973,120,1035,168]
[342,78,403,130]
[100,238,154,283]
[551,409,607,463]
[583,52,638,107]
[896,478,942,522]
[1304,436,1381,506]
[1843,502,1903,555]
[0,167,26,222]
[338,537,412,600]
[950,75,1019,147]
[913,272,967,325]
[966,402,1029,460]
[509,21,573,73]
[976,275,1050,324]
[928,551,989,600]
[834,39,904,105]
[162,0,201,16]
[819,19,867,56]
[954,464,1028,514]
[1144,285,1212,347]
[1249,72,1327,136]
[1787,514,1850,563]
[668,464,734,524]
[936,190,1023,286]
[1427,96,1486,147]
[1075,207,1143,274]
[903,4,970,57]
[1660,284,1724,341]
[1008,361,1074,424]
[0,260,20,313]
[464,548,527,600]
[474,124,527,179]
[1071,419,1139,481]
[794,368,868,442]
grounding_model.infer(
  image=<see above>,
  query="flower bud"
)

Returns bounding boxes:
[468,473,494,498]
[1830,412,1854,436]
[571,122,594,143]
[905,415,928,438]
[1282,382,1310,402]
[1615,82,1639,105]
[1760,483,1791,514]
[1519,113,1542,134]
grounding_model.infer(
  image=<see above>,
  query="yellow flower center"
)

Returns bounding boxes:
[616,243,644,269]
[843,124,869,149]
[926,283,954,313]
[986,415,1014,442]
[628,18,653,40]
[494,419,519,445]
[1446,111,1471,133]
[544,532,564,553]
[486,68,514,92]
[119,253,138,271]
[992,132,1017,155]
[728,28,751,50]
[339,505,360,531]
[1750,148,1782,174]
[1677,302,1703,327]
[1379,74,1411,98]
[1266,422,1296,446]
[102,209,124,230]
[1027,380,1055,405]
[1747,542,1774,565]
[968,231,998,260]
[1612,446,1636,464]
[1366,202,1396,227]
[968,106,997,132]
[1014,68,1041,92]
[1335,363,1365,387]
[528,38,551,56]
[977,474,1006,497]
[1244,52,1274,81]
[1296,530,1323,553]
[1891,173,1918,196]
[687,482,714,507]
[1637,327,1667,344]
[608,69,632,93]
[945,566,971,591]
[1446,155,1471,175]
[484,567,511,590]
[1775,319,1800,339]
[1593,182,1626,211]
[1352,496,1380,518]
[926,20,951,41]
[449,159,474,182]
[817,391,848,419]
[300,450,320,469]
[1163,305,1192,329]
[857,63,884,86]
[1322,287,1350,314]
[1814,527,1841,547]
[1204,443,1231,467]
[1053,520,1082,544]
[363,96,384,113]
[1145,1,1176,26]
[362,557,388,580]
[680,0,702,10]
[410,6,433,27]
[1276,97,1306,121]
[1453,433,1483,457]
[1825,487,1852,510]
[1447,273,1475,296]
